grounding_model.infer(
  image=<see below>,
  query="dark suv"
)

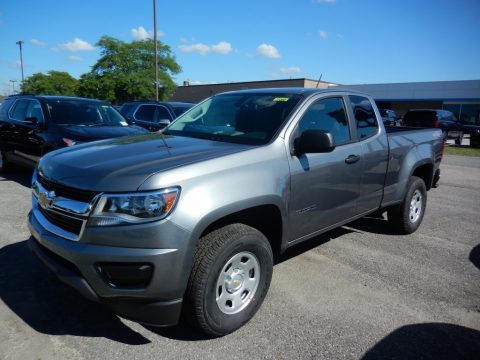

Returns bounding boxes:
[0,95,148,170]
[119,101,194,132]
[403,109,464,145]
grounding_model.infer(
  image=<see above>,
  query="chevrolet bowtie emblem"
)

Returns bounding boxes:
[38,190,56,209]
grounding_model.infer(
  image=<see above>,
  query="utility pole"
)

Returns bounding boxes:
[16,40,25,86]
[9,80,17,94]
[153,0,159,101]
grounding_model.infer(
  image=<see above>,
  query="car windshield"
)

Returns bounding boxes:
[46,100,128,126]
[165,93,303,145]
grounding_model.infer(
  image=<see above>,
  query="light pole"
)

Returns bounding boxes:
[9,80,17,94]
[153,0,159,101]
[16,40,25,86]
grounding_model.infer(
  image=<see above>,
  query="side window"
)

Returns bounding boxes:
[134,105,156,122]
[26,100,44,122]
[297,97,350,145]
[349,95,379,139]
[156,106,172,121]
[9,99,29,121]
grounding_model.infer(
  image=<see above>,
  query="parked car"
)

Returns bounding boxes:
[0,95,149,170]
[379,108,403,126]
[403,109,464,145]
[465,125,480,147]
[119,101,194,132]
[28,88,444,336]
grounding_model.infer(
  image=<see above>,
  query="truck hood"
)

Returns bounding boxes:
[54,124,148,141]
[38,134,254,192]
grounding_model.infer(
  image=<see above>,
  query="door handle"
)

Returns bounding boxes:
[345,155,360,164]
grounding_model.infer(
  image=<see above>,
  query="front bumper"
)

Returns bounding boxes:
[27,204,194,326]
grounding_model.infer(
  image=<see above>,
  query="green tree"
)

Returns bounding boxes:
[78,36,181,104]
[21,70,78,96]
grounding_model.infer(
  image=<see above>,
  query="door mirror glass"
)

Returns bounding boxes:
[295,130,335,156]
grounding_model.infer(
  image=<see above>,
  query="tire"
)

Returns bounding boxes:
[184,223,273,336]
[455,132,464,146]
[387,176,427,235]
[0,148,9,172]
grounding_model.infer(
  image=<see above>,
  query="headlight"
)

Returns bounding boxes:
[88,188,180,226]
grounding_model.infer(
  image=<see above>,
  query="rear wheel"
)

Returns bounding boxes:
[388,176,427,234]
[184,223,273,336]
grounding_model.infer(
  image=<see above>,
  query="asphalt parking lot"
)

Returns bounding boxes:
[0,154,479,360]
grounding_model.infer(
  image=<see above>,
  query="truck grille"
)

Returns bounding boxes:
[39,206,84,236]
[38,175,98,203]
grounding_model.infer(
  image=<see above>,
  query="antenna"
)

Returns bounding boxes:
[316,74,323,88]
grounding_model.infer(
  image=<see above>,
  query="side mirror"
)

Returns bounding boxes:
[158,119,171,128]
[294,130,335,156]
[25,116,41,125]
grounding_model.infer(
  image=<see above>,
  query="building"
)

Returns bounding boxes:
[170,78,480,125]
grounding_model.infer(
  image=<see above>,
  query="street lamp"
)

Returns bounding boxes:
[16,40,25,86]
[153,0,159,101]
[9,80,17,94]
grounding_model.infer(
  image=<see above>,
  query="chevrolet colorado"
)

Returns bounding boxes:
[27,88,444,336]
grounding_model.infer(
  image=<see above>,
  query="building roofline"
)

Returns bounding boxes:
[179,78,340,88]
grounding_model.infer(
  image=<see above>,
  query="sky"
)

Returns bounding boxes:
[1,0,479,96]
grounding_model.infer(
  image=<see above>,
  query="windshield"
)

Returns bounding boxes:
[165,93,303,145]
[46,100,128,126]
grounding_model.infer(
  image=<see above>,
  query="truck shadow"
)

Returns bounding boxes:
[361,323,480,360]
[469,244,480,271]
[0,166,33,188]
[0,240,150,345]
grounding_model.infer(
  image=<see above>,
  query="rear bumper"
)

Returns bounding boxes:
[27,207,194,326]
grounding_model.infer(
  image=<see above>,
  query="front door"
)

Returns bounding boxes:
[287,96,363,242]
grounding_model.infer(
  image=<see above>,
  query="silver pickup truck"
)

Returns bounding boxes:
[27,88,444,336]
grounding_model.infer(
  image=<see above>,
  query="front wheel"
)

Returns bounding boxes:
[387,176,427,234]
[455,132,464,145]
[184,223,273,336]
[0,148,9,172]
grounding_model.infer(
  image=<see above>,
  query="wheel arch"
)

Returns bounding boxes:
[190,198,286,257]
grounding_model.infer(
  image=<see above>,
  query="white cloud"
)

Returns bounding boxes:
[132,26,151,40]
[179,43,210,55]
[211,41,232,55]
[280,66,302,74]
[68,55,83,62]
[131,26,165,41]
[312,0,337,3]
[58,38,95,52]
[319,30,328,39]
[31,38,46,47]
[179,41,233,56]
[257,44,281,59]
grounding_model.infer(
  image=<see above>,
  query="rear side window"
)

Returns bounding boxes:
[349,96,378,139]
[298,97,350,145]
[404,111,437,127]
[135,105,156,122]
